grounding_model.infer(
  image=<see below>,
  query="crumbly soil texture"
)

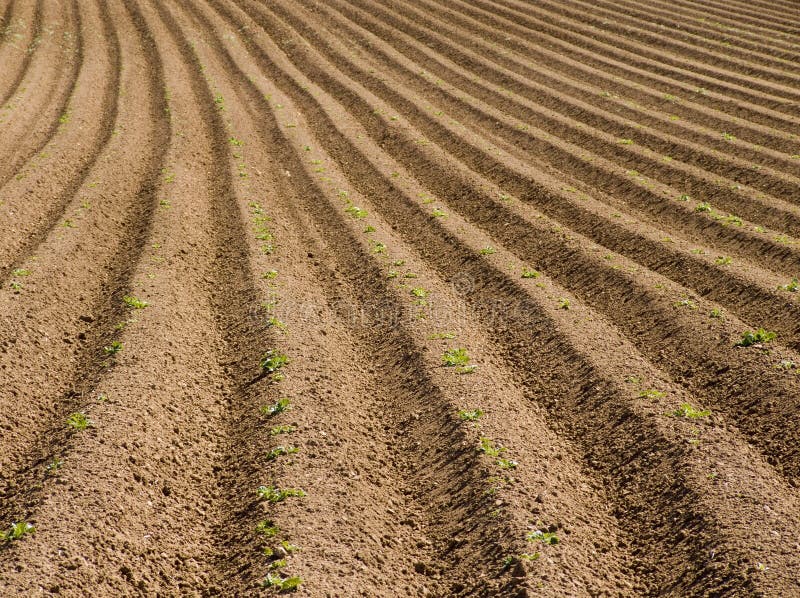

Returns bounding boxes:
[1,0,800,595]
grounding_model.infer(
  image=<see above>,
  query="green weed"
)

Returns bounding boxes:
[260,350,288,373]
[521,267,540,279]
[123,295,148,309]
[527,529,559,545]
[442,348,469,367]
[270,425,296,436]
[458,409,483,421]
[261,398,291,417]
[255,520,280,537]
[0,522,35,542]
[103,341,123,355]
[345,205,367,219]
[672,403,711,418]
[478,437,506,458]
[737,329,776,347]
[266,446,299,461]
[66,412,91,430]
[257,485,307,503]
[263,573,302,591]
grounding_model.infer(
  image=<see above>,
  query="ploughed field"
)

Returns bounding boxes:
[1,0,800,595]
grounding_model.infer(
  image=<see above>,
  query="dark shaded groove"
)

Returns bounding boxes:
[0,0,171,535]
[0,0,122,284]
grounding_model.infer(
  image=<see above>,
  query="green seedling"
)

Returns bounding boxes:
[527,529,559,545]
[410,287,428,299]
[618,138,634,145]
[497,458,518,469]
[521,267,540,279]
[458,408,483,421]
[263,270,278,280]
[229,137,243,146]
[45,457,63,474]
[373,242,387,254]
[10,282,22,292]
[695,202,712,212]
[638,389,664,400]
[442,348,469,367]
[345,205,367,219]
[456,365,477,374]
[103,341,123,355]
[478,437,506,458]
[281,540,300,554]
[679,194,691,201]
[558,298,570,310]
[267,316,287,331]
[519,552,540,561]
[429,332,455,340]
[0,522,35,542]
[714,256,732,266]
[260,350,288,373]
[270,424,296,435]
[66,412,91,430]
[479,246,496,255]
[737,329,776,347]
[722,132,736,141]
[123,295,148,309]
[261,398,291,417]
[266,446,299,460]
[779,278,799,292]
[12,268,30,277]
[363,225,376,233]
[264,574,302,591]
[255,520,280,537]
[672,403,711,419]
[257,485,307,503]
[710,308,724,319]
[431,208,446,218]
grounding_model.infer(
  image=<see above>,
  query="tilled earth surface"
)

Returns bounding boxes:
[1,0,800,596]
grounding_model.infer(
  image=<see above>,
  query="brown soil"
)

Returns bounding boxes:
[1,0,799,596]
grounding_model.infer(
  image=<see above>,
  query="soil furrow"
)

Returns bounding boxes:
[477,0,800,103]
[577,0,799,64]
[3,1,800,595]
[0,0,171,540]
[227,0,800,488]
[420,0,800,135]
[244,0,800,283]
[0,0,79,181]
[174,0,548,592]
[195,6,800,593]
[0,0,40,107]
[345,0,800,181]
[661,0,800,33]
[295,0,791,258]
[0,0,121,283]
[502,0,800,87]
